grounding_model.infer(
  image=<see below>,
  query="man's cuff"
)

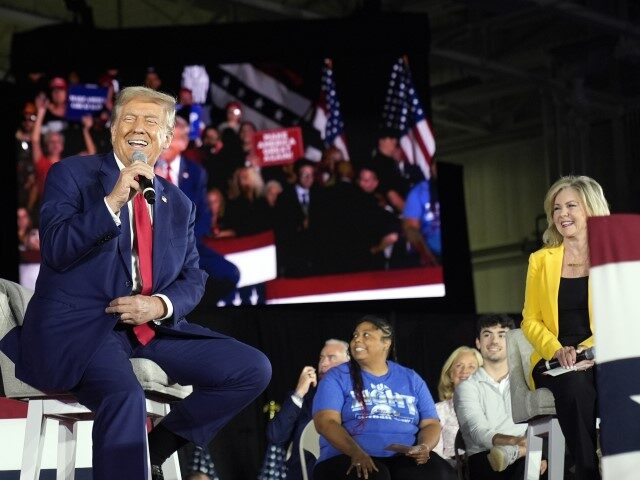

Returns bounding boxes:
[291,394,303,408]
[104,197,121,226]
[152,294,173,324]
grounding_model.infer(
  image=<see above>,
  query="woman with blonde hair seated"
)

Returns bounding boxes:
[522,175,609,480]
[432,346,482,466]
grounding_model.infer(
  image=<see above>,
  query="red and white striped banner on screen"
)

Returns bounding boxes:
[588,214,640,479]
[203,231,277,288]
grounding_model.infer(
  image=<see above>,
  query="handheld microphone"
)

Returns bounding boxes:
[535,347,596,373]
[131,151,155,204]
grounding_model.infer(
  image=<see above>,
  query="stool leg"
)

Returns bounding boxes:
[547,418,565,480]
[162,451,182,480]
[159,403,182,480]
[524,424,543,480]
[20,400,46,480]
[57,419,78,480]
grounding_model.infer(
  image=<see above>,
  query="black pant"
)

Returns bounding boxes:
[533,361,600,480]
[314,453,456,480]
[468,452,525,480]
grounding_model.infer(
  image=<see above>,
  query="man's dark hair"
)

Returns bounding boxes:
[356,162,380,179]
[293,157,315,176]
[475,313,516,338]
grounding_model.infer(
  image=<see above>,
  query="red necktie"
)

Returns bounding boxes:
[132,192,156,345]
[164,164,173,184]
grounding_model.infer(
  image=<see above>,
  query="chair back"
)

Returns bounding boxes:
[453,429,470,480]
[506,329,557,423]
[0,279,45,398]
[0,278,192,400]
[299,420,320,480]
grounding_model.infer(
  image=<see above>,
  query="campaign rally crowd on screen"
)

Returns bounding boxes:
[15,68,441,278]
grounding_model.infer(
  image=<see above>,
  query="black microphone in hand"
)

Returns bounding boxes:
[535,347,596,372]
[131,151,155,204]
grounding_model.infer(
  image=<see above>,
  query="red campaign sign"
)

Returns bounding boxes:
[254,127,304,166]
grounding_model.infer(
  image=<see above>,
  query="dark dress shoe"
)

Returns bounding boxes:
[151,464,164,480]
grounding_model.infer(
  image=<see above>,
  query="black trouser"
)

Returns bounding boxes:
[467,452,525,480]
[314,453,456,480]
[533,361,600,480]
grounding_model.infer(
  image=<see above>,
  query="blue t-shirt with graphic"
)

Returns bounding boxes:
[312,361,438,462]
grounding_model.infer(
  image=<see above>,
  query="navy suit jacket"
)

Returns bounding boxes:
[175,155,211,239]
[266,390,316,480]
[1,153,220,392]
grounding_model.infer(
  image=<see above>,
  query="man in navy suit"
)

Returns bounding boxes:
[265,339,349,480]
[0,87,271,479]
[155,117,240,301]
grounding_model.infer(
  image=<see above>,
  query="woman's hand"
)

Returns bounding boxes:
[346,451,378,479]
[574,346,595,371]
[406,443,431,464]
[553,345,577,368]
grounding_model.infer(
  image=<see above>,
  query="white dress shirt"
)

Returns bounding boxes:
[103,154,173,322]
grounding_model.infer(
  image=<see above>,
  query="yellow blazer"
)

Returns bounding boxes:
[520,244,594,389]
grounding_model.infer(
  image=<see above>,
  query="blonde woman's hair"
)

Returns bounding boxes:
[542,175,610,247]
[437,346,483,401]
[228,166,265,200]
[111,86,176,138]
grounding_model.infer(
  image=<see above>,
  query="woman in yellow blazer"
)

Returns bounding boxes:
[521,175,609,480]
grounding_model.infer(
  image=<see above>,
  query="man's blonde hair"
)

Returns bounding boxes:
[112,86,176,137]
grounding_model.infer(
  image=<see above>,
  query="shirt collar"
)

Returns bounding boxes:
[113,152,125,171]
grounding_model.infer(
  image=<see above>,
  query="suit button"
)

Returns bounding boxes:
[125,280,132,287]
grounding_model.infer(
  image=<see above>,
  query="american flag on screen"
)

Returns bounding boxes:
[208,63,323,158]
[382,56,435,179]
[588,214,640,479]
[312,58,349,159]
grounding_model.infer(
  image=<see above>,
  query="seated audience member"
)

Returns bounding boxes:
[313,315,456,480]
[225,166,273,236]
[206,188,235,238]
[264,339,350,480]
[432,346,482,467]
[403,178,442,266]
[454,314,547,479]
[522,175,608,480]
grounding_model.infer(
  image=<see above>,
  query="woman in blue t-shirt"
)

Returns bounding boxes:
[312,315,456,480]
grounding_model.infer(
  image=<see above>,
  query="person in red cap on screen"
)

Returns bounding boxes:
[47,76,68,123]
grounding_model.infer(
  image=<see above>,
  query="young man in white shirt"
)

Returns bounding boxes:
[454,314,547,479]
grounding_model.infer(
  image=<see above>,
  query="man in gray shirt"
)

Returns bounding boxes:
[454,314,547,479]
